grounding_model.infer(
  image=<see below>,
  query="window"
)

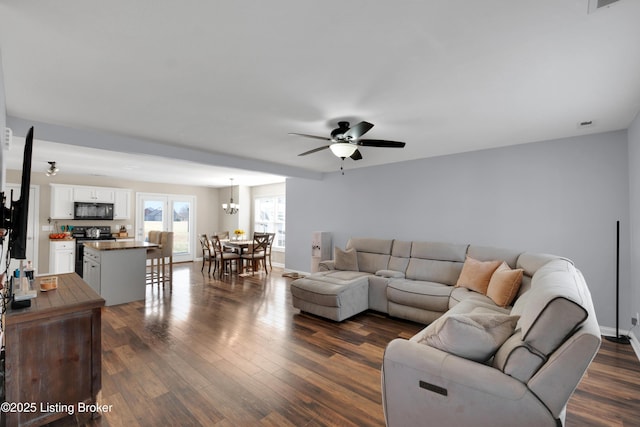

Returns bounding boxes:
[254,195,285,249]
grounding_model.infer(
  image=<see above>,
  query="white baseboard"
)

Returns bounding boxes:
[600,326,640,361]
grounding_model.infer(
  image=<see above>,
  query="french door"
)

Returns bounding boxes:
[135,193,196,263]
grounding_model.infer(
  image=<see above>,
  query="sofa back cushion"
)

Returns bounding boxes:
[405,241,468,285]
[388,240,412,273]
[467,245,521,269]
[346,238,393,273]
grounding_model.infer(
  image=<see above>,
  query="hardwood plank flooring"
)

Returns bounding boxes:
[48,263,640,426]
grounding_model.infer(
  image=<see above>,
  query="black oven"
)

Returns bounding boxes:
[73,226,116,277]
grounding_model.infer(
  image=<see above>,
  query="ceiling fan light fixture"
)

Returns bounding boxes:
[46,161,59,176]
[329,143,357,159]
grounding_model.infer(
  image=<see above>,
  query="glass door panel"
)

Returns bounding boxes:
[171,200,191,256]
[136,193,195,263]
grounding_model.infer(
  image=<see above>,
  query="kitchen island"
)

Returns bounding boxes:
[83,240,157,306]
[4,273,105,426]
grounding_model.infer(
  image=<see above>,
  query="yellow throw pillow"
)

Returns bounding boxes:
[486,261,523,307]
[455,256,502,295]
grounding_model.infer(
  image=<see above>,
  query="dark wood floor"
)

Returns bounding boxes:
[49,262,640,426]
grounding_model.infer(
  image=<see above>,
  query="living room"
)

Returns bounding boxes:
[1,1,640,425]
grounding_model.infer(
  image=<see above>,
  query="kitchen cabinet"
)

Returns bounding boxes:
[74,187,115,203]
[49,240,76,274]
[4,273,104,427]
[83,247,101,295]
[50,184,132,219]
[114,189,132,219]
[50,184,74,219]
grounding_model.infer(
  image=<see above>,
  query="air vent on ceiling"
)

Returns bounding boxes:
[3,127,12,150]
[588,0,621,13]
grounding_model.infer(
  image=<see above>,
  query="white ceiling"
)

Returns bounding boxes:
[1,0,640,186]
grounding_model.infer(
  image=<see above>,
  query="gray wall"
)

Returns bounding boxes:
[628,112,640,331]
[286,131,631,329]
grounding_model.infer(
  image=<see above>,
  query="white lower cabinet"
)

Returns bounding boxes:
[83,247,101,295]
[49,240,76,274]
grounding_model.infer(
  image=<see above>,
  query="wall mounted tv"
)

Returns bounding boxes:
[1,126,33,261]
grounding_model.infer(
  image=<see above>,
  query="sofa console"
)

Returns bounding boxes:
[290,238,601,427]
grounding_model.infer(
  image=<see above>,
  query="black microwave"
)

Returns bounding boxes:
[73,202,114,220]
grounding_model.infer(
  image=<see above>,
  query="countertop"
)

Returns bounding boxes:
[6,273,105,323]
[83,240,158,251]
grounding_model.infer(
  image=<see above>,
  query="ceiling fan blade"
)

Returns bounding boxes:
[357,139,406,148]
[298,145,330,156]
[344,121,374,139]
[350,149,363,161]
[289,132,332,142]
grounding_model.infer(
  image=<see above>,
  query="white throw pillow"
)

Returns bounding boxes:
[419,310,519,362]
[334,247,358,271]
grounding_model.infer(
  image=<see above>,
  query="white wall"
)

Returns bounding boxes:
[628,112,640,335]
[286,130,630,329]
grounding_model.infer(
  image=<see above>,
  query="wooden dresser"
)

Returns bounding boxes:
[2,273,105,426]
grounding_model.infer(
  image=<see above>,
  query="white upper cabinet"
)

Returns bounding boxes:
[50,184,74,219]
[73,187,115,203]
[113,189,132,219]
[50,184,132,219]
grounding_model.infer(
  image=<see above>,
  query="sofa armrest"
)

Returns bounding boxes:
[382,339,557,427]
[318,260,336,271]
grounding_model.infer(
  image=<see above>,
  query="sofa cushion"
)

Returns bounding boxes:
[389,240,412,273]
[334,247,358,271]
[387,279,451,312]
[486,261,523,307]
[468,245,521,269]
[448,287,509,312]
[455,256,502,294]
[418,308,519,362]
[405,259,463,285]
[346,238,393,273]
[492,330,546,383]
[290,272,370,307]
[511,259,588,355]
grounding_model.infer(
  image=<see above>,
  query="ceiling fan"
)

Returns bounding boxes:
[289,121,406,161]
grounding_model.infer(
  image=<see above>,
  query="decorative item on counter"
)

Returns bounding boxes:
[40,276,58,291]
[233,229,245,241]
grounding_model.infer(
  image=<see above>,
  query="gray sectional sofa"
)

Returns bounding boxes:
[290,237,601,427]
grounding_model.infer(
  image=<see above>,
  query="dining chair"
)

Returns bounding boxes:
[255,232,276,272]
[241,233,270,275]
[213,231,237,253]
[213,231,229,240]
[199,234,215,275]
[212,235,240,278]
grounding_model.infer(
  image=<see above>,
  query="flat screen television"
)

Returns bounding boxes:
[2,126,33,261]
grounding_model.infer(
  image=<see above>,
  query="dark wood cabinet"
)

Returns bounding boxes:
[2,273,104,426]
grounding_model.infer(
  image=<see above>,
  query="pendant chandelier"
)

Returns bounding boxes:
[222,178,239,215]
